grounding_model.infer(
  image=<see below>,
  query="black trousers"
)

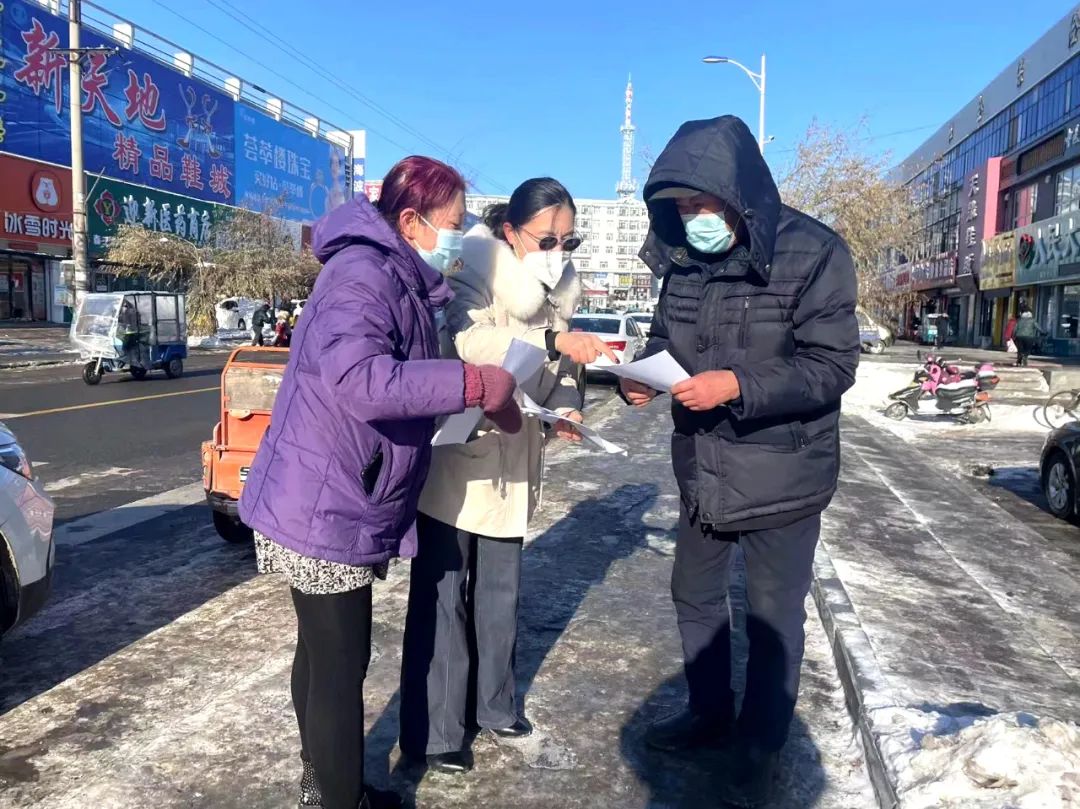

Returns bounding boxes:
[672,508,820,752]
[1014,335,1035,366]
[399,513,523,756]
[291,586,372,809]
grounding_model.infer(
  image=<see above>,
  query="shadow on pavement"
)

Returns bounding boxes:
[620,549,829,809]
[365,483,659,807]
[0,505,255,715]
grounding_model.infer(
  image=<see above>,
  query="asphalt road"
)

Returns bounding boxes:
[0,353,227,522]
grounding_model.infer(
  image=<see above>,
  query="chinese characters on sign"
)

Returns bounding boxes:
[2,212,73,241]
[2,0,350,228]
[233,104,347,222]
[3,0,235,204]
[910,254,957,291]
[88,178,223,255]
[0,155,74,251]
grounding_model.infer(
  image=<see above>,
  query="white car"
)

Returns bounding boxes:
[0,422,55,640]
[569,313,648,371]
[629,312,654,337]
[215,297,266,332]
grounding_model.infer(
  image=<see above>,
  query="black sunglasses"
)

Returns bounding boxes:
[519,227,583,253]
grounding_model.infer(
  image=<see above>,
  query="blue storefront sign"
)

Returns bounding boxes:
[234,104,348,222]
[0,0,236,205]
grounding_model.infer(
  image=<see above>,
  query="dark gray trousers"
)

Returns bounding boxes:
[399,512,523,757]
[673,507,820,752]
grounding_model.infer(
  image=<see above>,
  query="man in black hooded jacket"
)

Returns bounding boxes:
[621,116,859,806]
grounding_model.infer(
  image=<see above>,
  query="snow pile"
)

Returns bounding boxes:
[872,707,1080,808]
[187,331,249,349]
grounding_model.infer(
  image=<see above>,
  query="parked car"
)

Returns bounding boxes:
[0,422,55,639]
[569,313,647,372]
[215,297,266,332]
[201,347,289,543]
[630,312,654,338]
[856,307,893,353]
[1041,422,1080,523]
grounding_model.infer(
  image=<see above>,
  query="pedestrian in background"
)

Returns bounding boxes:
[251,302,271,346]
[239,156,523,809]
[273,309,292,348]
[1013,310,1045,367]
[400,178,618,774]
[620,116,859,807]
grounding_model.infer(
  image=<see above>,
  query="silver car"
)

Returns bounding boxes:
[569,313,649,371]
[0,421,55,639]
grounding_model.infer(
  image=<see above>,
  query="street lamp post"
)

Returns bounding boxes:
[702,53,767,154]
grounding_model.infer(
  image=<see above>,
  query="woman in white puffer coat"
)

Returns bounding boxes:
[400,178,617,773]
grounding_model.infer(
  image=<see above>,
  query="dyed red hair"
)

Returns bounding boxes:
[376,156,466,231]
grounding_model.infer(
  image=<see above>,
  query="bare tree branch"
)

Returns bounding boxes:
[104,202,320,335]
[776,119,920,319]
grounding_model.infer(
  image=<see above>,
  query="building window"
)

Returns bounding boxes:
[1057,164,1080,215]
[599,261,608,269]
[1059,284,1080,338]
[606,245,614,254]
[1013,182,1038,228]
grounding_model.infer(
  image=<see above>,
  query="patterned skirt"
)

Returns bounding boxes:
[254,532,388,595]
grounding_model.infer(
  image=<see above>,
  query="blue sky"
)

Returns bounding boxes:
[95,0,1075,200]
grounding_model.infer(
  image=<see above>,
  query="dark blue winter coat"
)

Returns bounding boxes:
[640,116,860,530]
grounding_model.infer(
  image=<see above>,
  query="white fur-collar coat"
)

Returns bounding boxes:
[418,224,584,538]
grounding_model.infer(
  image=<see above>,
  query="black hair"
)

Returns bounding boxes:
[483,177,577,243]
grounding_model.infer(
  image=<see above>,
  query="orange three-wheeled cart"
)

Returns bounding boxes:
[201,347,289,542]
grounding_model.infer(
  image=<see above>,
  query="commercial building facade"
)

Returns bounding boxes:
[0,0,357,322]
[465,194,659,309]
[888,6,1080,354]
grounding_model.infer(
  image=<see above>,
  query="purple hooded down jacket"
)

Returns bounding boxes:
[239,197,467,566]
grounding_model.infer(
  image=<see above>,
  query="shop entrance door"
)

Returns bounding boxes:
[9,267,29,320]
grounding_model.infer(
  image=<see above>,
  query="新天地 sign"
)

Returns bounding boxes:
[0,0,350,222]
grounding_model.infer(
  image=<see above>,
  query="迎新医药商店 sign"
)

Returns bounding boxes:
[0,0,350,222]
[86,176,226,255]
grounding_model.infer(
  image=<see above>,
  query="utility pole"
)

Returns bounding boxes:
[68,0,88,310]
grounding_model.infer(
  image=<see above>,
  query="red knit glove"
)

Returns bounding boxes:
[463,364,523,434]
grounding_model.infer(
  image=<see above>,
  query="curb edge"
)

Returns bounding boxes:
[812,540,900,809]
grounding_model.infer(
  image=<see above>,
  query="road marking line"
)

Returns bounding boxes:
[2,386,219,419]
[54,482,207,548]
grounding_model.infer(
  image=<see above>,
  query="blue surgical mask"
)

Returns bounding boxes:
[416,216,464,273]
[681,212,734,254]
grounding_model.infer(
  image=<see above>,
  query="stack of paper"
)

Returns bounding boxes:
[592,350,689,390]
[431,339,548,447]
[520,393,626,455]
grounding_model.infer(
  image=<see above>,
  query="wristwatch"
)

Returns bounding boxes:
[545,329,560,361]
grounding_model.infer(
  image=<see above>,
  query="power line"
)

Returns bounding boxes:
[194,0,509,193]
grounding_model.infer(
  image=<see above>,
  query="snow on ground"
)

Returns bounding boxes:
[871,707,1080,808]
[843,358,1080,809]
[845,359,1050,445]
[186,329,250,349]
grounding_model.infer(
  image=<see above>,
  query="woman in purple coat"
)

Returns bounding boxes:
[239,156,522,809]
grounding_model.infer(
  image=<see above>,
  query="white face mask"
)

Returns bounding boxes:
[515,233,568,288]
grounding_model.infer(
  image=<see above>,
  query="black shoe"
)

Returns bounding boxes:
[361,785,403,809]
[298,755,321,808]
[718,746,779,808]
[487,716,533,739]
[426,750,474,774]
[644,708,734,752]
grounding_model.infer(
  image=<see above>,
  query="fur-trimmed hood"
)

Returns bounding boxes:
[460,224,581,323]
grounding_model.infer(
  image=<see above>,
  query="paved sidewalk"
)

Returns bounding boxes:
[817,414,1080,807]
[0,396,872,809]
[0,324,78,369]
